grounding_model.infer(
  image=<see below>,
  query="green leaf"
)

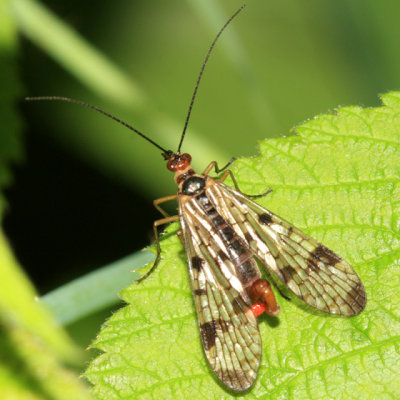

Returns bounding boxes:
[0,229,95,399]
[0,309,93,400]
[87,91,400,398]
[0,230,82,363]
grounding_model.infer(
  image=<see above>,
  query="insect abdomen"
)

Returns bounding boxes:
[194,189,260,287]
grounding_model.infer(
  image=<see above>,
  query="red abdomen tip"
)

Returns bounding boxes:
[251,303,267,317]
[249,278,280,317]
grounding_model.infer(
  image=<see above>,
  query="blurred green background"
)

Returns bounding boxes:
[3,0,400,346]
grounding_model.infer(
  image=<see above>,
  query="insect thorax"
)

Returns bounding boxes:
[181,175,205,196]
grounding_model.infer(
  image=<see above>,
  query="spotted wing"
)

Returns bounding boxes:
[208,181,366,316]
[179,198,261,391]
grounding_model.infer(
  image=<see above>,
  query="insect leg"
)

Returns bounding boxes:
[136,215,180,283]
[153,194,179,218]
[246,188,272,199]
[202,157,236,175]
[273,284,291,301]
[219,169,272,199]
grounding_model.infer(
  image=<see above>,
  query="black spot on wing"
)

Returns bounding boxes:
[194,288,207,296]
[191,256,204,271]
[346,286,366,308]
[259,213,273,225]
[306,257,320,272]
[200,321,217,351]
[311,244,341,265]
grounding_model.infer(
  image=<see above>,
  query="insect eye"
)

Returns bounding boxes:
[182,153,192,162]
[179,153,192,169]
[167,160,177,171]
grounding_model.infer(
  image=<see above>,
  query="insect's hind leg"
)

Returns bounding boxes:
[219,169,272,199]
[136,215,180,284]
[262,267,291,301]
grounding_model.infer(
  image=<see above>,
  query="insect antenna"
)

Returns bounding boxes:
[24,96,170,154]
[176,4,246,154]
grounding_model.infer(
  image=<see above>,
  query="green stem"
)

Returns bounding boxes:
[41,250,155,325]
[10,0,144,106]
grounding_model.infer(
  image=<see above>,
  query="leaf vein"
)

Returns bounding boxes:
[267,335,400,396]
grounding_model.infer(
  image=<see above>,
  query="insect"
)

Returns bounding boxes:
[26,4,366,392]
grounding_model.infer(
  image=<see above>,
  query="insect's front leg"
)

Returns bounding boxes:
[219,169,272,199]
[137,215,180,284]
[202,157,236,176]
[153,194,179,218]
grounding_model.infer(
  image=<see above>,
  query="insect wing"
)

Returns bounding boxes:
[208,182,366,316]
[179,199,261,391]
